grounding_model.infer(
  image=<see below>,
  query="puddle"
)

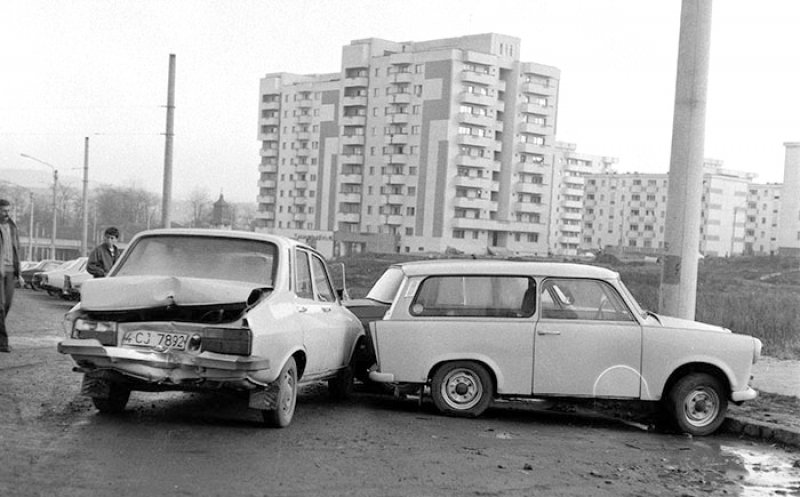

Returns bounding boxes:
[722,444,800,496]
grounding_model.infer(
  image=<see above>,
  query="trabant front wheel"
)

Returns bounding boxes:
[262,357,297,428]
[431,361,493,417]
[667,372,728,436]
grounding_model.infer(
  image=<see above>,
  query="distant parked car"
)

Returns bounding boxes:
[40,257,87,297]
[364,260,762,436]
[21,259,61,289]
[58,229,365,427]
[62,268,92,300]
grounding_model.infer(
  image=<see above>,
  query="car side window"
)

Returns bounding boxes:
[310,255,335,302]
[540,279,634,321]
[410,275,534,318]
[295,250,313,299]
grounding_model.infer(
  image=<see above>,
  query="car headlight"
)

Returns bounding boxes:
[73,318,118,346]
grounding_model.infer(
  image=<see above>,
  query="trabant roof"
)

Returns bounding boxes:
[392,259,620,280]
[128,228,315,251]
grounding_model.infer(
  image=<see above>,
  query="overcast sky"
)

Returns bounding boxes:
[1,0,798,203]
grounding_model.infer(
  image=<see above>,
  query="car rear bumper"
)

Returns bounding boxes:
[58,338,272,386]
[369,370,396,383]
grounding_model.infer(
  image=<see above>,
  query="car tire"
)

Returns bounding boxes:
[431,361,493,417]
[667,372,728,436]
[262,357,297,428]
[92,383,131,414]
[328,357,355,401]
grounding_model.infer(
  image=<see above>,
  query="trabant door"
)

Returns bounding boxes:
[533,278,642,398]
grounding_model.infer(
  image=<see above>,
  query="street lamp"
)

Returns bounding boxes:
[20,153,58,260]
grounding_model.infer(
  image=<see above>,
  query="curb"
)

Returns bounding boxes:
[723,414,800,449]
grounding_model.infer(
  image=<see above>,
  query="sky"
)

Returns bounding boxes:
[1,0,798,203]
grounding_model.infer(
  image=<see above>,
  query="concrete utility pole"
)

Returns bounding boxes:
[27,192,34,260]
[162,53,176,228]
[659,0,713,319]
[81,137,89,256]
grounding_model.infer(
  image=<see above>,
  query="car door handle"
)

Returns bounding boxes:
[537,330,561,335]
[297,305,308,313]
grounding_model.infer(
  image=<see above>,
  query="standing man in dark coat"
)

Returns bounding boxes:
[0,198,23,353]
[87,227,122,278]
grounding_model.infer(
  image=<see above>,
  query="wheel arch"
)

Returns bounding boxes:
[427,358,499,397]
[662,362,731,401]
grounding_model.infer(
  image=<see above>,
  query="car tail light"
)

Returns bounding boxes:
[72,318,118,346]
[202,327,252,355]
[64,275,72,290]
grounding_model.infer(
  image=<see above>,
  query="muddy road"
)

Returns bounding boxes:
[2,290,798,497]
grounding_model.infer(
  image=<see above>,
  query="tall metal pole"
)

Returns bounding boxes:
[27,192,34,260]
[161,53,176,228]
[82,136,89,256]
[20,153,58,260]
[659,0,713,319]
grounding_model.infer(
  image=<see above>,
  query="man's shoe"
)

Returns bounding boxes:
[0,346,11,353]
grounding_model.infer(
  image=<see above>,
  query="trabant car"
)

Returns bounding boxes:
[58,229,364,427]
[366,260,762,436]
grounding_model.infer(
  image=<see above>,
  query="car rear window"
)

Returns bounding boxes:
[410,275,535,318]
[114,235,277,286]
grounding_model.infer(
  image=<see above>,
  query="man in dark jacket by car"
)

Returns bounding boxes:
[87,227,122,278]
[0,198,22,353]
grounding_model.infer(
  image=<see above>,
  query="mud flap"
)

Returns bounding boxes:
[248,383,280,410]
[81,375,111,399]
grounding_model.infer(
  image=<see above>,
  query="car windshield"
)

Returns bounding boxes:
[114,235,277,286]
[365,266,405,304]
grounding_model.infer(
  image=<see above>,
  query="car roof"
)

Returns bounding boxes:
[392,259,620,279]
[128,228,316,252]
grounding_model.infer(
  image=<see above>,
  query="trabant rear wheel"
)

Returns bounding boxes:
[431,361,493,417]
[667,373,728,436]
[92,383,131,414]
[262,357,297,428]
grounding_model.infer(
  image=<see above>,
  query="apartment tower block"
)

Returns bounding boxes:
[256,34,563,256]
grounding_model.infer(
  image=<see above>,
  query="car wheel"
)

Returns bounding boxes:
[91,383,131,414]
[431,361,493,417]
[328,357,354,401]
[262,357,297,428]
[667,372,728,436]
[47,289,59,297]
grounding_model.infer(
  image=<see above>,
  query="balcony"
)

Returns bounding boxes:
[344,76,369,86]
[460,91,495,107]
[338,192,362,203]
[337,212,361,223]
[258,163,278,173]
[517,161,547,174]
[519,122,550,134]
[339,173,363,184]
[457,134,493,147]
[261,100,280,110]
[295,148,311,156]
[382,214,404,225]
[297,114,312,124]
[514,202,544,214]
[383,194,406,205]
[341,115,366,126]
[460,70,495,86]
[260,148,279,157]
[292,196,307,205]
[515,182,546,194]
[391,72,413,84]
[520,81,557,95]
[383,174,405,185]
[339,154,364,164]
[453,196,493,210]
[453,175,488,188]
[293,213,307,222]
[297,98,314,108]
[294,163,309,173]
[385,133,409,144]
[383,153,407,163]
[296,131,311,140]
[517,142,547,154]
[293,180,309,189]
[256,195,275,204]
[258,179,277,188]
[456,155,494,168]
[389,112,409,124]
[343,95,368,106]
[256,211,275,220]
[341,134,365,146]
[389,92,412,104]
[451,217,488,230]
[457,112,494,128]
[260,115,279,124]
[519,102,551,114]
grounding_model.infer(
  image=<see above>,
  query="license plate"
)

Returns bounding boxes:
[122,331,188,351]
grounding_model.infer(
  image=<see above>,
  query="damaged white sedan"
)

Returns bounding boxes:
[58,229,364,427]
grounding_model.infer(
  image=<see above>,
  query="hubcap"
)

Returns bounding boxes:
[442,369,482,410]
[683,387,719,427]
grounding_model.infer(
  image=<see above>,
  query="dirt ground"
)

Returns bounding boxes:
[2,289,799,497]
